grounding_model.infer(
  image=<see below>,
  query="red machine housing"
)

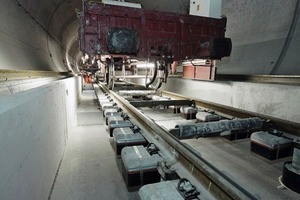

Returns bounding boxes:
[79,1,231,61]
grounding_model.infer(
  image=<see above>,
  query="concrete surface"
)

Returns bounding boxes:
[0,77,61,96]
[184,137,300,200]
[219,0,300,74]
[0,77,80,200]
[160,78,300,124]
[0,0,81,72]
[50,87,139,200]
[76,90,102,126]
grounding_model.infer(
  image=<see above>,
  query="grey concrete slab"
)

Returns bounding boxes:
[77,112,103,126]
[50,125,139,200]
[183,138,300,199]
[50,89,139,200]
[160,78,300,124]
[0,78,79,200]
[83,84,94,90]
[77,101,99,113]
[77,90,102,126]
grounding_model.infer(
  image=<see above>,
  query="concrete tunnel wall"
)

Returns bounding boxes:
[0,76,81,199]
[0,0,299,75]
[0,0,82,72]
[0,1,83,199]
[160,78,300,124]
[0,0,298,199]
[219,0,300,75]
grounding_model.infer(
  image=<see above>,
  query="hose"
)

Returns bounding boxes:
[271,0,300,74]
[145,60,158,88]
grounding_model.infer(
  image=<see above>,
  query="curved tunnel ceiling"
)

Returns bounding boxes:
[16,0,82,72]
[0,0,299,74]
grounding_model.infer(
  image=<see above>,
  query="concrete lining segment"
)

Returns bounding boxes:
[0,77,80,199]
[0,0,81,72]
[160,78,300,125]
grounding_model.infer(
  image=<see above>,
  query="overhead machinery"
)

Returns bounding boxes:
[78,0,231,89]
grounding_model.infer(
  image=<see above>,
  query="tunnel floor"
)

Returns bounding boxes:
[48,84,300,200]
[49,86,139,200]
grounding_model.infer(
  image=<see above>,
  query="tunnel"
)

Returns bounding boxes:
[0,0,300,199]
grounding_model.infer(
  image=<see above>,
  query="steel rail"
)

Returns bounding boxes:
[99,83,259,200]
[160,90,300,136]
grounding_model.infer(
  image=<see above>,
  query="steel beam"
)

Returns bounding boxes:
[119,90,157,96]
[170,117,264,139]
[161,90,300,136]
[129,99,194,107]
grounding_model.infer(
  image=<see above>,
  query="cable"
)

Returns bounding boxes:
[270,0,300,74]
